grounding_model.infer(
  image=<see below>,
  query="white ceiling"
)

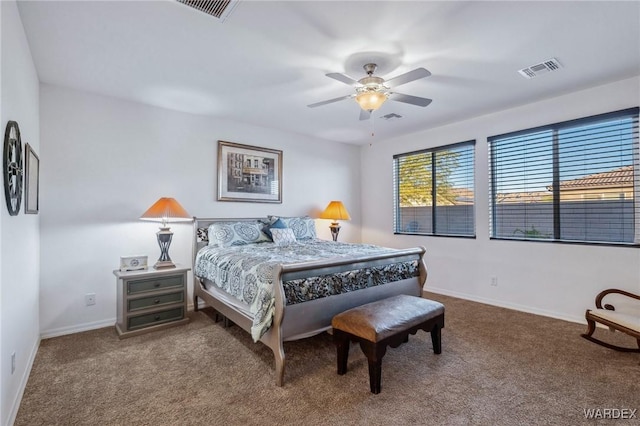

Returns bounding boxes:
[16,1,640,145]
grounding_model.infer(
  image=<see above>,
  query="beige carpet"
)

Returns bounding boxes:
[15,293,639,425]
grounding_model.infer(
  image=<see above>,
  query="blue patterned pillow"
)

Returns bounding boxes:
[267,216,317,240]
[271,228,297,246]
[263,218,287,240]
[208,221,271,247]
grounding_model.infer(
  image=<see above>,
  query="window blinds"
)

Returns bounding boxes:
[394,141,475,237]
[489,107,639,245]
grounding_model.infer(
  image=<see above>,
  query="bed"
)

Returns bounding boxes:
[192,217,427,386]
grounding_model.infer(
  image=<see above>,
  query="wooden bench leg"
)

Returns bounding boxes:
[360,341,387,394]
[368,359,382,394]
[334,330,350,375]
[431,323,442,354]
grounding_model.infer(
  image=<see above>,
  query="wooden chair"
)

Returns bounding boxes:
[581,289,640,353]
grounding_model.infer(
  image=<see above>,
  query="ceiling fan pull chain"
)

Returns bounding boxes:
[370,113,376,137]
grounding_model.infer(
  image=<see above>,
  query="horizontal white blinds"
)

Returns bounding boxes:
[489,107,639,244]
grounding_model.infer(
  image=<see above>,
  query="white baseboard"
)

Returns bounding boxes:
[38,292,587,339]
[6,336,40,426]
[40,318,116,339]
[424,286,587,325]
[40,303,209,339]
[40,302,208,340]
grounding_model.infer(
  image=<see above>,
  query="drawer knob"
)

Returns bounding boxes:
[153,299,160,304]
[154,315,161,321]
[153,282,161,288]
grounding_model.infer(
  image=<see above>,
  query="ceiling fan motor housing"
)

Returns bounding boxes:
[356,65,388,111]
[358,76,385,90]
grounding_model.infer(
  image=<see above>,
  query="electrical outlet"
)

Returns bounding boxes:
[11,352,15,374]
[85,293,96,306]
[490,277,498,287]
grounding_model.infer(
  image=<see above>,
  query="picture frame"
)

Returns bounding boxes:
[24,143,39,214]
[217,140,282,203]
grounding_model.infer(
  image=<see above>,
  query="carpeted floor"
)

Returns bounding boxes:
[15,293,640,425]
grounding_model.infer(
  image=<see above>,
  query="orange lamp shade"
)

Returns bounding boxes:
[140,198,192,224]
[319,201,351,221]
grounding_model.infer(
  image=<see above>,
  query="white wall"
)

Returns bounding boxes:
[0,1,41,425]
[39,84,362,336]
[361,76,640,323]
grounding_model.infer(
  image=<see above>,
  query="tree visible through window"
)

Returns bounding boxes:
[394,141,475,236]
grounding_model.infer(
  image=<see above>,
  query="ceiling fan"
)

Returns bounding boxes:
[308,63,432,120]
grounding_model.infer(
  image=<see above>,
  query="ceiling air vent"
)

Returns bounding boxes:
[176,0,239,22]
[518,58,562,79]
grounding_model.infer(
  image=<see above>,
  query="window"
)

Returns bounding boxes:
[393,141,475,237]
[489,107,639,245]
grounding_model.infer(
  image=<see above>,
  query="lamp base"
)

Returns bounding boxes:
[153,260,176,269]
[329,222,341,242]
[155,226,175,269]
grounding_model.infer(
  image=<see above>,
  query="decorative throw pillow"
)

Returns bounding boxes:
[197,227,209,244]
[271,228,297,246]
[267,216,317,240]
[208,221,270,247]
[263,218,287,240]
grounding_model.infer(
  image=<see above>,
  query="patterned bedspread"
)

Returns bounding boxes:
[194,239,419,341]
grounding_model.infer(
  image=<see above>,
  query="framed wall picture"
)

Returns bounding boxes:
[24,143,39,214]
[217,141,282,203]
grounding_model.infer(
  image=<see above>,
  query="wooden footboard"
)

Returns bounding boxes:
[192,217,427,386]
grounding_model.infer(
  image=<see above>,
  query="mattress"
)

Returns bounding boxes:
[194,239,419,341]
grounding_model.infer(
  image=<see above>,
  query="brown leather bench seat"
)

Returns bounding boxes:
[331,294,445,394]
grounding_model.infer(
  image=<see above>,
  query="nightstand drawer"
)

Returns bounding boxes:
[127,307,184,330]
[127,275,184,295]
[128,292,184,312]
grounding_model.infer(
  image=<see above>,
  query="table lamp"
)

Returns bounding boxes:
[319,200,351,241]
[140,197,192,268]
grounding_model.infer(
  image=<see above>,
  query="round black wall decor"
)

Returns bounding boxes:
[3,121,23,216]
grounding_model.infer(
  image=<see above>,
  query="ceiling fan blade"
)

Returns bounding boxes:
[307,94,353,108]
[326,72,359,86]
[359,109,371,121]
[388,92,433,107]
[385,68,431,87]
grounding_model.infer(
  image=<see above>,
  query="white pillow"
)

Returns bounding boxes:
[271,228,297,246]
[267,215,317,240]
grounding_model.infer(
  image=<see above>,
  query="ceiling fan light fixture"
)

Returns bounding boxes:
[355,91,387,111]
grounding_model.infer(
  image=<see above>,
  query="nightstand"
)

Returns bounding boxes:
[113,264,190,338]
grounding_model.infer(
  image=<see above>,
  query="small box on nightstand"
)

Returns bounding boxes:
[119,255,148,272]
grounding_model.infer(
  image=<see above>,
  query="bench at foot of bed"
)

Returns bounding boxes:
[332,294,445,394]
